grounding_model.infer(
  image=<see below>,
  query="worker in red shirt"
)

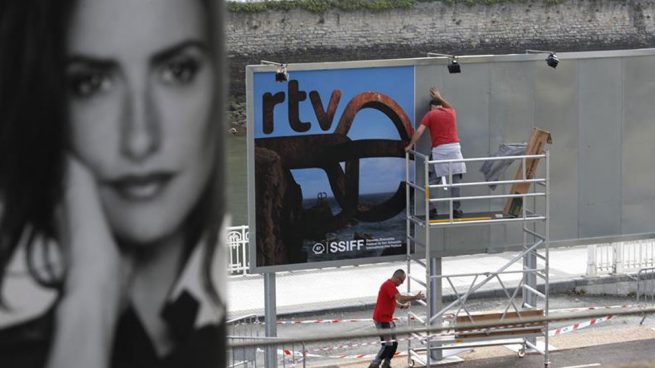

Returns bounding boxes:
[405,87,466,218]
[369,269,424,368]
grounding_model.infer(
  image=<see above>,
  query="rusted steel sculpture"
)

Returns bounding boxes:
[255,91,413,266]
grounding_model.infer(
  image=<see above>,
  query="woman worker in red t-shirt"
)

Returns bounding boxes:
[405,87,466,218]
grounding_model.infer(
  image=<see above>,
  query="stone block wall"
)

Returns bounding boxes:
[226,0,655,96]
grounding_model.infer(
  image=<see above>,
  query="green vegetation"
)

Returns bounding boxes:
[227,0,567,14]
[227,0,412,14]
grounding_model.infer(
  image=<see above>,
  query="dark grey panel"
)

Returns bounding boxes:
[443,225,491,254]
[441,63,492,218]
[413,52,655,258]
[416,63,493,253]
[534,59,579,241]
[489,62,536,248]
[413,64,448,217]
[622,55,655,234]
[489,62,536,147]
[577,58,623,237]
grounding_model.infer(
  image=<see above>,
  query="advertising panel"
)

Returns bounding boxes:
[248,64,415,271]
[248,49,655,271]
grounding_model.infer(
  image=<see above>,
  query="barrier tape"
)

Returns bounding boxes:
[261,348,406,361]
[548,315,613,336]
[263,314,613,361]
[256,305,626,361]
[307,351,406,360]
[306,337,414,353]
[305,314,616,354]
[276,316,417,325]
[274,305,635,325]
[549,304,635,314]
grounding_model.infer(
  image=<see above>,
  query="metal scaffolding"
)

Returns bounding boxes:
[404,150,551,367]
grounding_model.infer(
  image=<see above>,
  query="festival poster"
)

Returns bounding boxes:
[249,64,415,270]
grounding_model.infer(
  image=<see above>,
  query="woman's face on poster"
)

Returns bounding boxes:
[65,0,216,246]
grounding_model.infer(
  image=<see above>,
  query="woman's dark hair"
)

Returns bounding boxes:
[0,0,225,308]
[0,0,72,303]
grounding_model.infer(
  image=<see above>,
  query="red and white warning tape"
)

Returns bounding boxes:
[267,314,614,361]
[306,337,416,353]
[550,304,636,314]
[306,351,407,360]
[276,316,416,325]
[276,318,372,325]
[548,315,613,336]
[275,305,635,325]
[268,348,406,361]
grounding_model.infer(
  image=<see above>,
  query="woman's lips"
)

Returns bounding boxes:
[107,172,174,201]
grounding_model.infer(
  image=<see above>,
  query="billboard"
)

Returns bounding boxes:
[248,64,416,271]
[248,49,655,272]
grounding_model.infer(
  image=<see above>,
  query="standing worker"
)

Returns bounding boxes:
[369,269,424,368]
[405,87,466,218]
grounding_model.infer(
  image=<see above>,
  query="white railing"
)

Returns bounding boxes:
[227,225,250,275]
[587,239,655,276]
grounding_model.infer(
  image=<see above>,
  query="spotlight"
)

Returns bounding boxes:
[545,53,559,69]
[526,49,560,69]
[448,59,461,74]
[427,52,462,74]
[261,60,289,83]
[275,65,289,82]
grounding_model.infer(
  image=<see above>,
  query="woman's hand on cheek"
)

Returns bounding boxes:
[47,156,135,368]
[61,156,134,301]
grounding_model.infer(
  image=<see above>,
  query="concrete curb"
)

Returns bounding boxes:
[229,274,639,320]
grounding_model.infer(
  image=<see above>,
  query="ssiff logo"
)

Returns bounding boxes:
[313,240,365,255]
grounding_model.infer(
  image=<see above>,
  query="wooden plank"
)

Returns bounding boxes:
[454,309,545,339]
[503,128,552,217]
[456,328,544,339]
[455,309,544,323]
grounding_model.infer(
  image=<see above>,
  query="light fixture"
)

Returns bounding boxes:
[526,49,559,69]
[261,60,289,82]
[427,52,462,74]
[447,59,461,74]
[545,53,559,68]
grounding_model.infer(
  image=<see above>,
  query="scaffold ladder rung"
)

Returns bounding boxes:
[523,284,546,299]
[412,258,427,268]
[407,235,426,248]
[409,275,427,287]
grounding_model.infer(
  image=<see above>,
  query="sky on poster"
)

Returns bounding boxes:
[253,66,415,198]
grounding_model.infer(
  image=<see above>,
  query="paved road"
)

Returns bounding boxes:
[453,338,655,368]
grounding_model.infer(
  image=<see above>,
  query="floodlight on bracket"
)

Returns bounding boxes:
[426,52,461,74]
[261,60,289,82]
[526,49,559,69]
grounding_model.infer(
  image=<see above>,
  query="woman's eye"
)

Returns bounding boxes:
[68,72,112,98]
[160,58,200,85]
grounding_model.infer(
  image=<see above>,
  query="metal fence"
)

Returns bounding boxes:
[227,314,308,368]
[228,307,655,368]
[227,225,250,275]
[636,267,655,325]
[228,314,261,367]
[587,239,655,276]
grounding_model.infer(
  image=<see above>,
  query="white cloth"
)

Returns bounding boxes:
[431,143,466,177]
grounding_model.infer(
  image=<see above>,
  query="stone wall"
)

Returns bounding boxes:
[226,0,655,96]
